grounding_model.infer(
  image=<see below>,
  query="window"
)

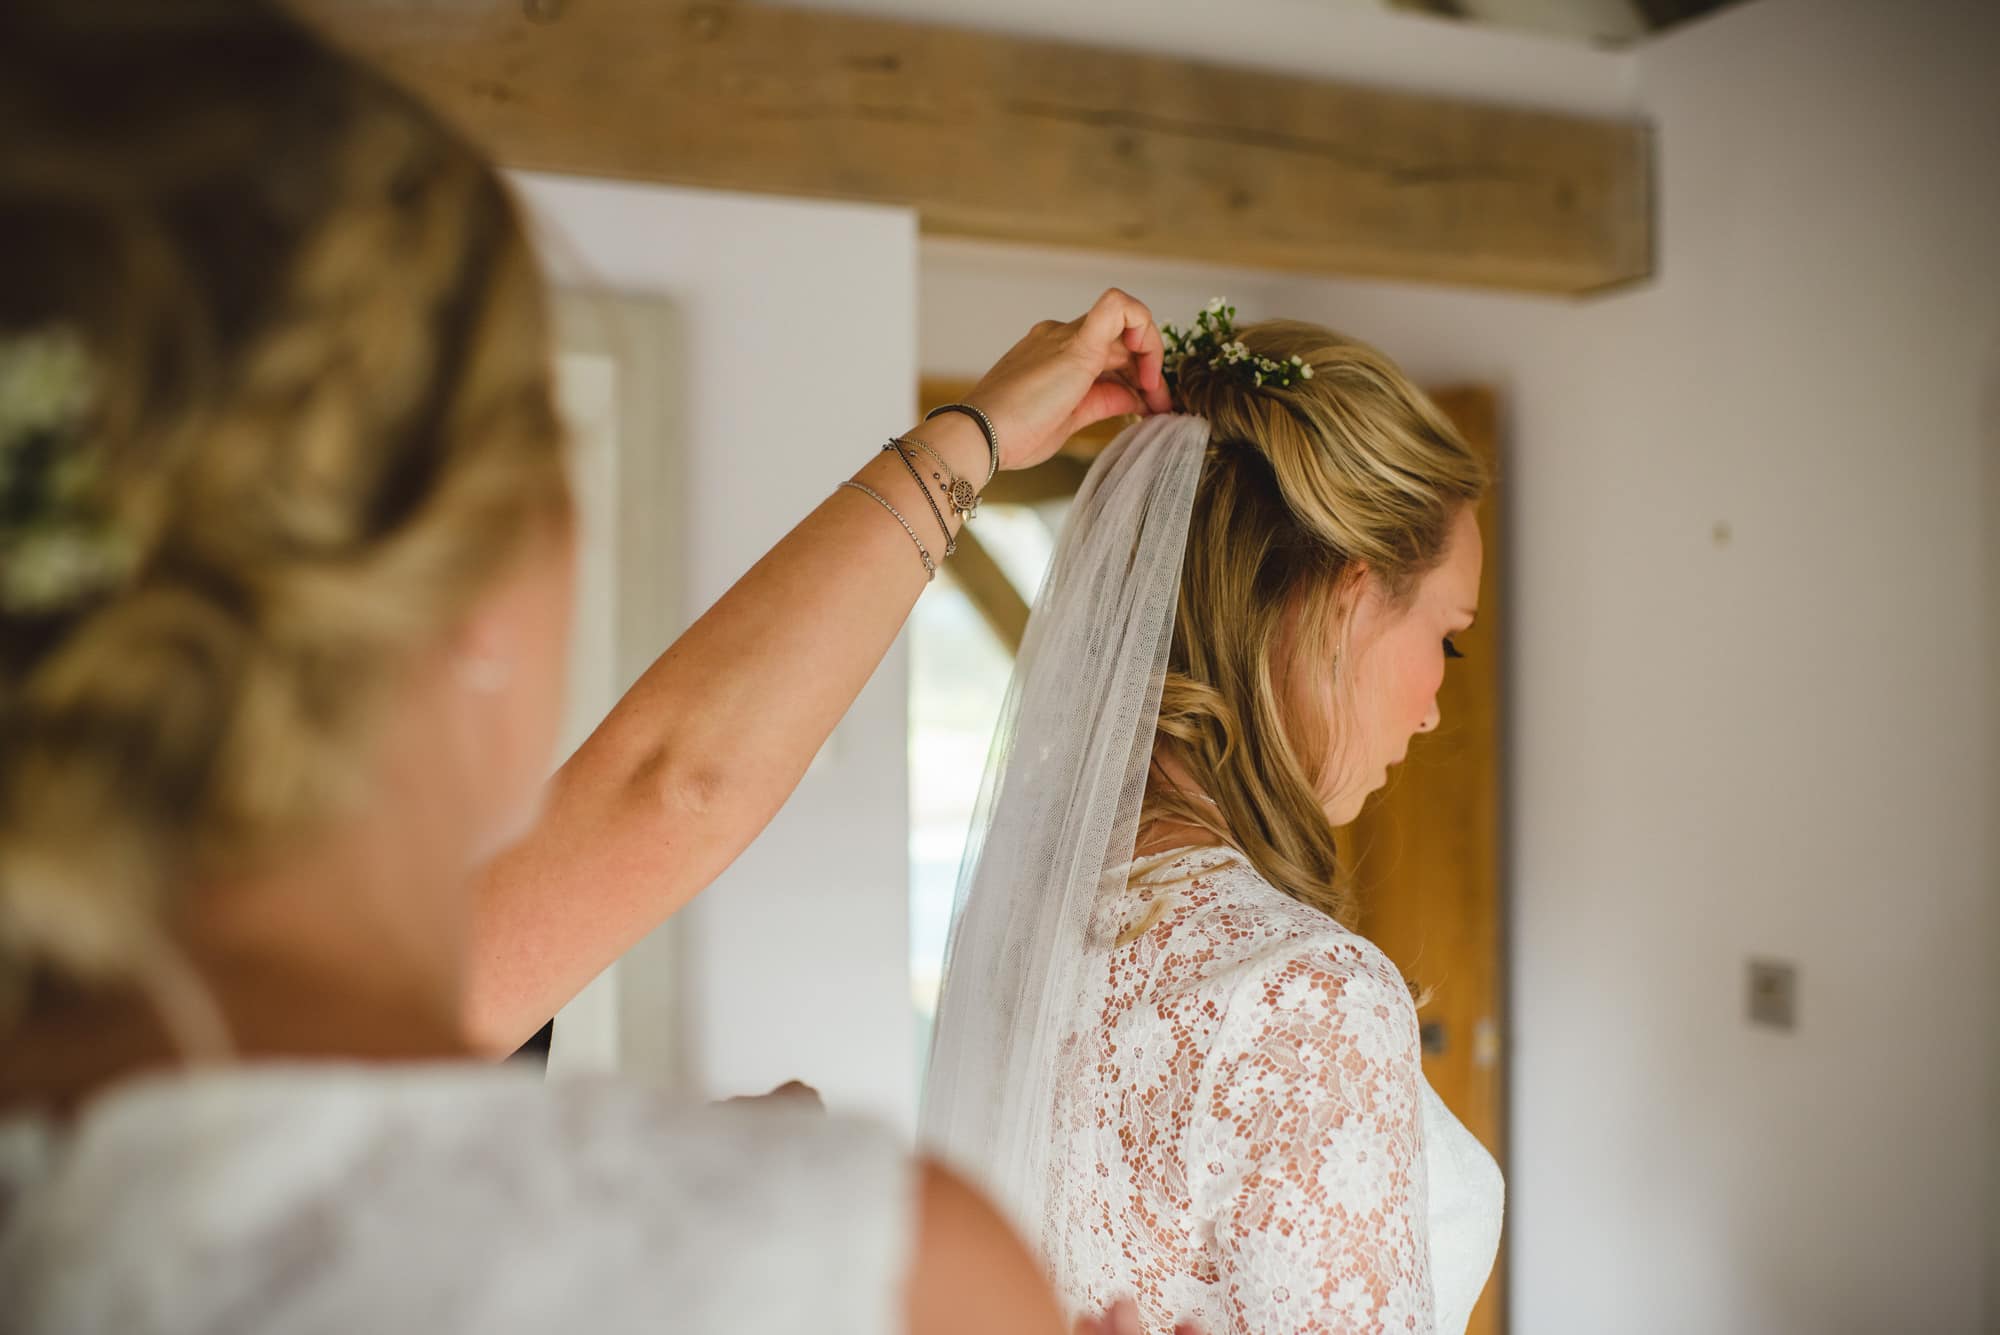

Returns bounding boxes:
[907,501,1066,1075]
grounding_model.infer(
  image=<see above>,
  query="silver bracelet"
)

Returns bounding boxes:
[882,439,956,557]
[924,402,1000,484]
[838,480,936,581]
[898,435,981,522]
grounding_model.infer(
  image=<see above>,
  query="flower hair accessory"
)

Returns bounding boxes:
[1161,298,1314,396]
[0,326,136,615]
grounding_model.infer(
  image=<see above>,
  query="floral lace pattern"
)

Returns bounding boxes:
[1047,848,1448,1334]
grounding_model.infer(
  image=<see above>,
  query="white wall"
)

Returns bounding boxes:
[1504,6,1995,1328]
[514,175,923,1133]
[911,0,2000,1329]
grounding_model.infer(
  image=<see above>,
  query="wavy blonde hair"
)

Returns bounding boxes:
[0,1,569,1031]
[1140,319,1487,928]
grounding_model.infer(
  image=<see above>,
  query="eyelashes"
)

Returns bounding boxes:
[1443,636,1465,660]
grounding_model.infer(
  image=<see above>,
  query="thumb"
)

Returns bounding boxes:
[1060,377,1149,440]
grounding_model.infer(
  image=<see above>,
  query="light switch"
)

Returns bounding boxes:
[1747,959,1798,1031]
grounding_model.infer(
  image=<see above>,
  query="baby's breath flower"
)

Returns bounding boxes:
[5,528,133,614]
[0,328,93,444]
[0,325,134,615]
[1161,297,1313,399]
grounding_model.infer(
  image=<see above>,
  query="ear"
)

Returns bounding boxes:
[1337,560,1373,606]
[1330,561,1387,635]
[445,577,519,697]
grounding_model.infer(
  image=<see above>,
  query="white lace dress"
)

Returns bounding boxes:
[1048,847,1504,1335]
[0,1063,911,1335]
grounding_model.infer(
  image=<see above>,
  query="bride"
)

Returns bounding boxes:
[923,305,1503,1334]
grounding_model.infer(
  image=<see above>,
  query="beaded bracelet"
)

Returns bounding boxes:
[839,480,935,581]
[898,435,980,523]
[882,438,956,556]
[923,402,1000,484]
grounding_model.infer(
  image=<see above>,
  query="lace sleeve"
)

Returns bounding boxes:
[1189,945,1434,1334]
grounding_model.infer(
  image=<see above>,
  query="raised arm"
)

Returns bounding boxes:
[463,290,1170,1051]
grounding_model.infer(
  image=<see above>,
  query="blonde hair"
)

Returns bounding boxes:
[1141,319,1487,927]
[0,1,570,1029]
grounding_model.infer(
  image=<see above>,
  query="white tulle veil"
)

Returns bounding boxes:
[919,412,1210,1250]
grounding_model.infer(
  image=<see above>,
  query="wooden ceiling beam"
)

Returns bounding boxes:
[945,529,1032,655]
[294,0,1652,295]
[982,457,1091,508]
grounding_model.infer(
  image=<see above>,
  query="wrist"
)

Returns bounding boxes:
[902,413,992,493]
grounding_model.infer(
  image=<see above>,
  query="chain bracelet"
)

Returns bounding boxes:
[897,435,981,523]
[923,402,1000,484]
[838,480,935,581]
[882,439,956,556]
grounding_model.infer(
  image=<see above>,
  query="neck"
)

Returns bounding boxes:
[1135,745,1234,858]
[0,721,484,1117]
[0,961,472,1119]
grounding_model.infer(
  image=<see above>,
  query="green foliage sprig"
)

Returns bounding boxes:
[1161,298,1315,396]
[0,328,134,615]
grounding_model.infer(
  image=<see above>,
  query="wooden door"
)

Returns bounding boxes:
[1339,385,1508,1335]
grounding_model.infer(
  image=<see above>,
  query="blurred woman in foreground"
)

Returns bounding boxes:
[0,3,1177,1331]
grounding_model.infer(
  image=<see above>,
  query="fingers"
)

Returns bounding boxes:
[1078,289,1172,415]
[1093,1299,1140,1335]
[768,1079,824,1109]
[1118,307,1170,412]
[1061,376,1147,440]
[1069,1299,1132,1335]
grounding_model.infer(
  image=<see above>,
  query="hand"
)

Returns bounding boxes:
[962,288,1173,472]
[719,1080,824,1111]
[1072,1298,1205,1335]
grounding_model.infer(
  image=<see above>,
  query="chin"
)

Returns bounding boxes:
[1325,795,1366,828]
[1326,774,1390,828]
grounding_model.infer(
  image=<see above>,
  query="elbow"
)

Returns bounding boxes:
[629,743,732,823]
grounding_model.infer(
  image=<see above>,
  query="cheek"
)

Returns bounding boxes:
[504,546,578,788]
[519,635,569,762]
[526,591,576,768]
[477,632,566,861]
[1390,638,1445,731]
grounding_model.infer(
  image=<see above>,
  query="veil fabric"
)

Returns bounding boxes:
[919,413,1209,1248]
